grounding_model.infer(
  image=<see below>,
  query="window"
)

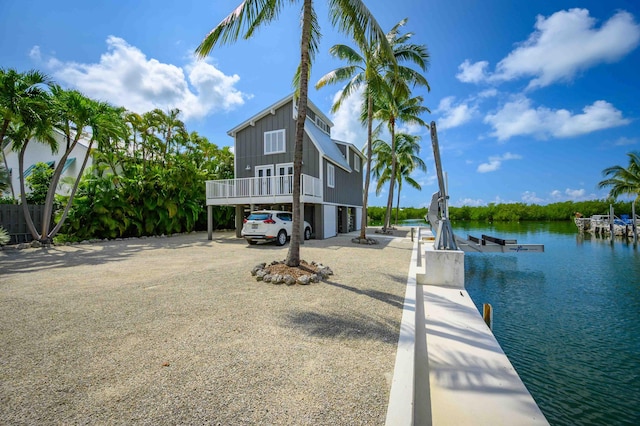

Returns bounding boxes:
[315,116,330,134]
[247,212,271,221]
[354,154,360,172]
[327,163,335,188]
[264,129,286,154]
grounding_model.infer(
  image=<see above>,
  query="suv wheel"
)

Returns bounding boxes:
[304,227,311,240]
[276,230,287,246]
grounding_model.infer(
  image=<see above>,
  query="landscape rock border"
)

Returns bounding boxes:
[251,260,334,285]
[351,237,379,245]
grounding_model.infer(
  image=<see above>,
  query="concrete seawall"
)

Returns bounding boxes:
[386,228,548,425]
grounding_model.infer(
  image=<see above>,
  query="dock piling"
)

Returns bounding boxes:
[483,303,493,330]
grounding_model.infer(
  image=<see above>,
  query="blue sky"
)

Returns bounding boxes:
[2,0,639,208]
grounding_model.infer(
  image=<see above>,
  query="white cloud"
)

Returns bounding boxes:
[492,9,640,89]
[477,152,522,173]
[46,36,248,120]
[484,96,630,141]
[614,136,637,146]
[456,60,489,83]
[329,87,368,148]
[436,96,476,130]
[550,188,592,202]
[522,191,544,203]
[565,188,586,199]
[454,198,485,207]
[478,88,498,98]
[29,45,41,61]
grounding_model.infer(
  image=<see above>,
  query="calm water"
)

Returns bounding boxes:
[451,221,640,426]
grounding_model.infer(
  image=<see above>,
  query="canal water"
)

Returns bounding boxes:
[451,221,640,425]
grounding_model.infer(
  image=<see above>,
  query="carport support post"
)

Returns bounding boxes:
[207,205,213,240]
[235,205,244,238]
[300,202,305,245]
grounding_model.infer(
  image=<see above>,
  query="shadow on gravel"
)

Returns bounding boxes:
[0,245,138,274]
[0,233,227,274]
[286,310,398,344]
[323,279,406,310]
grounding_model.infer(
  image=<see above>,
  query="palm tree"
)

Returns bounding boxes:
[316,18,429,240]
[373,89,428,231]
[6,102,57,240]
[598,151,640,202]
[371,132,426,225]
[51,100,127,240]
[195,0,391,267]
[147,108,186,160]
[22,87,128,242]
[0,68,52,198]
[316,25,385,241]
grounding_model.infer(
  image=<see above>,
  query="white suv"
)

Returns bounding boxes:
[241,210,312,246]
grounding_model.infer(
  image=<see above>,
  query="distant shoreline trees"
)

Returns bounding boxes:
[367,199,636,224]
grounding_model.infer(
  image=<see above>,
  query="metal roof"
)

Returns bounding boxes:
[304,118,351,172]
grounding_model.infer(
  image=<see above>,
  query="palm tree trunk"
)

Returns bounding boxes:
[384,123,396,230]
[360,92,374,240]
[40,133,81,242]
[1,119,16,199]
[285,0,313,267]
[18,141,40,240]
[395,181,401,225]
[48,140,94,239]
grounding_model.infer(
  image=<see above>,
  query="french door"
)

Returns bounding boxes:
[276,163,293,195]
[255,165,274,196]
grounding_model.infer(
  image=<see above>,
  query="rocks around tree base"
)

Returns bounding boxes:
[351,237,379,245]
[251,260,333,286]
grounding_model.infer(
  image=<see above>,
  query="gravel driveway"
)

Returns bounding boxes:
[0,230,413,425]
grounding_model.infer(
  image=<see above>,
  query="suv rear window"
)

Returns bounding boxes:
[247,213,271,221]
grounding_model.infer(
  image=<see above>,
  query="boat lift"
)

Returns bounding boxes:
[455,234,544,253]
[427,121,544,254]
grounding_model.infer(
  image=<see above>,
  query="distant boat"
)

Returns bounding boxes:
[574,212,639,237]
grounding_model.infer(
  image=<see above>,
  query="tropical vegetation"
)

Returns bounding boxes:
[368,199,636,224]
[0,68,233,243]
[371,132,426,225]
[598,151,640,203]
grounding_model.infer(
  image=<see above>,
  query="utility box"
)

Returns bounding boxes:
[419,246,465,288]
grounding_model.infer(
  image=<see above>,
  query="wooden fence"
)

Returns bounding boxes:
[0,204,50,244]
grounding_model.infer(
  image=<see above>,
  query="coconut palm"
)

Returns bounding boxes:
[6,102,57,240]
[195,0,391,266]
[50,100,126,240]
[316,18,429,239]
[373,88,428,230]
[147,108,186,160]
[371,132,426,225]
[598,151,640,201]
[0,68,52,198]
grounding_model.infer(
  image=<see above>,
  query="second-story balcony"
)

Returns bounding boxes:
[206,174,322,206]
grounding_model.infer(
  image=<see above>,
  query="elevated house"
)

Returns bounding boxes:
[206,94,365,240]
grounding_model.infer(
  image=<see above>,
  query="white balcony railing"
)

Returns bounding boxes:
[206,174,322,203]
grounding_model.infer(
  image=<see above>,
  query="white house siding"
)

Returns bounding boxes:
[3,131,91,198]
[323,204,337,239]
